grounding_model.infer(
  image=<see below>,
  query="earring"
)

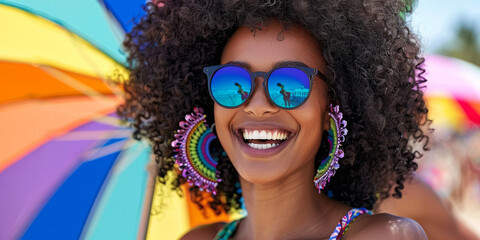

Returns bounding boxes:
[171,107,219,194]
[314,104,348,193]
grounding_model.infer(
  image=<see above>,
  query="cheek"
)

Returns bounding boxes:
[294,86,328,154]
[310,82,329,131]
[296,109,324,147]
[213,104,235,150]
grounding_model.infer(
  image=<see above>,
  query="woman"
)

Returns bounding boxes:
[235,82,249,101]
[118,1,429,239]
[277,83,292,107]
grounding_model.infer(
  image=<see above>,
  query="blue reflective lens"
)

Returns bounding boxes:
[267,68,310,109]
[210,66,252,107]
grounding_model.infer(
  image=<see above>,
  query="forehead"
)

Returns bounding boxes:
[220,22,324,71]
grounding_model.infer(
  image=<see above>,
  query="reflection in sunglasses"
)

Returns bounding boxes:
[235,82,249,101]
[270,82,308,108]
[207,65,316,108]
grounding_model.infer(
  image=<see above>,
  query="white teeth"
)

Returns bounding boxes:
[242,129,290,140]
[252,130,260,139]
[248,143,279,149]
[259,130,267,139]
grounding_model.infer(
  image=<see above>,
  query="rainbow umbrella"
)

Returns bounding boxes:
[0,1,152,239]
[0,1,232,240]
[423,55,480,132]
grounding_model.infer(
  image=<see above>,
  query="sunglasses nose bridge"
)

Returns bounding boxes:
[252,71,265,79]
[251,71,269,94]
[242,71,279,115]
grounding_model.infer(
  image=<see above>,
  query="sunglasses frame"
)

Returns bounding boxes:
[203,64,328,110]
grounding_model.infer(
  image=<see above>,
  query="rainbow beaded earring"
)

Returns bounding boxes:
[171,107,219,194]
[314,104,348,193]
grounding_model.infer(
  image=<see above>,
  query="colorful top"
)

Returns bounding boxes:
[213,207,372,240]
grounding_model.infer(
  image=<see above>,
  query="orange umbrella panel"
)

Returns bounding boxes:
[1,61,117,104]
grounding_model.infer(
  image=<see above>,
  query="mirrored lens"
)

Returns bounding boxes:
[210,66,252,107]
[267,68,310,109]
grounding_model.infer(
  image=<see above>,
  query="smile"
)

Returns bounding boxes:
[240,129,292,150]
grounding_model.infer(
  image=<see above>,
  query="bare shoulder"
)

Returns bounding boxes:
[180,222,226,240]
[346,213,427,240]
[377,175,445,219]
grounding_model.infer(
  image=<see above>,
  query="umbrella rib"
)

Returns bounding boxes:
[38,65,122,105]
[111,139,149,175]
[57,129,132,141]
[83,139,129,162]
[97,0,127,41]
[92,115,124,127]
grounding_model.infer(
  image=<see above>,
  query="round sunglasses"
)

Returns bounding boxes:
[203,64,327,109]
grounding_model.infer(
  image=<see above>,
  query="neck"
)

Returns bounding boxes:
[236,167,345,239]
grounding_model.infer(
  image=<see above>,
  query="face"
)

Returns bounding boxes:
[214,21,330,184]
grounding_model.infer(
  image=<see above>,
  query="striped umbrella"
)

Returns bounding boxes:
[0,1,234,240]
[423,55,480,132]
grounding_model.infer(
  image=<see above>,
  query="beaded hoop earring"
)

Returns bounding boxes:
[314,104,348,193]
[171,107,220,194]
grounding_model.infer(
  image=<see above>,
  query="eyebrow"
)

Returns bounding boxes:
[225,61,251,69]
[272,61,309,68]
[224,60,310,70]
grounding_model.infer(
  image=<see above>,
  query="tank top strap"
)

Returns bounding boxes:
[213,218,243,240]
[329,207,373,240]
[214,207,372,240]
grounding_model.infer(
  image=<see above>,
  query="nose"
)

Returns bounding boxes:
[242,76,279,116]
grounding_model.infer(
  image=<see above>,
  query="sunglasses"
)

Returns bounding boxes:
[203,64,327,109]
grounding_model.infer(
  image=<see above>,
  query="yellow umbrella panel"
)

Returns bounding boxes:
[0,4,128,81]
[145,175,246,240]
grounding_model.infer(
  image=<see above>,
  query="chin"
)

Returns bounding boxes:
[234,158,289,184]
[229,149,314,186]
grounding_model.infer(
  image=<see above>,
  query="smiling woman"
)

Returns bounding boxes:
[214,23,330,186]
[118,0,430,239]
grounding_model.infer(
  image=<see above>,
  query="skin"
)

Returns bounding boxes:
[378,175,480,240]
[182,20,427,240]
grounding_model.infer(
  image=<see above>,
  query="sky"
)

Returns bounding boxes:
[410,0,480,53]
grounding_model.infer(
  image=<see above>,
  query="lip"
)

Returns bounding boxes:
[233,122,297,158]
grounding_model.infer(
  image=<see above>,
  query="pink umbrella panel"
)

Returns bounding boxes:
[423,55,480,131]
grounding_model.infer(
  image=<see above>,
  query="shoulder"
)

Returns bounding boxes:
[346,213,427,240]
[377,175,443,219]
[180,222,226,240]
[376,175,477,239]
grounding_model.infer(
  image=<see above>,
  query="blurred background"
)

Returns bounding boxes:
[408,0,480,236]
[0,0,478,239]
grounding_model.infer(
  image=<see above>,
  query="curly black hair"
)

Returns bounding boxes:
[117,0,430,212]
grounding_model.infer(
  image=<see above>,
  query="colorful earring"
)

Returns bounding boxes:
[314,104,348,193]
[171,107,219,194]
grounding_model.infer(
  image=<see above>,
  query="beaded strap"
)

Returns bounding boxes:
[213,218,243,240]
[214,207,371,240]
[329,207,373,240]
